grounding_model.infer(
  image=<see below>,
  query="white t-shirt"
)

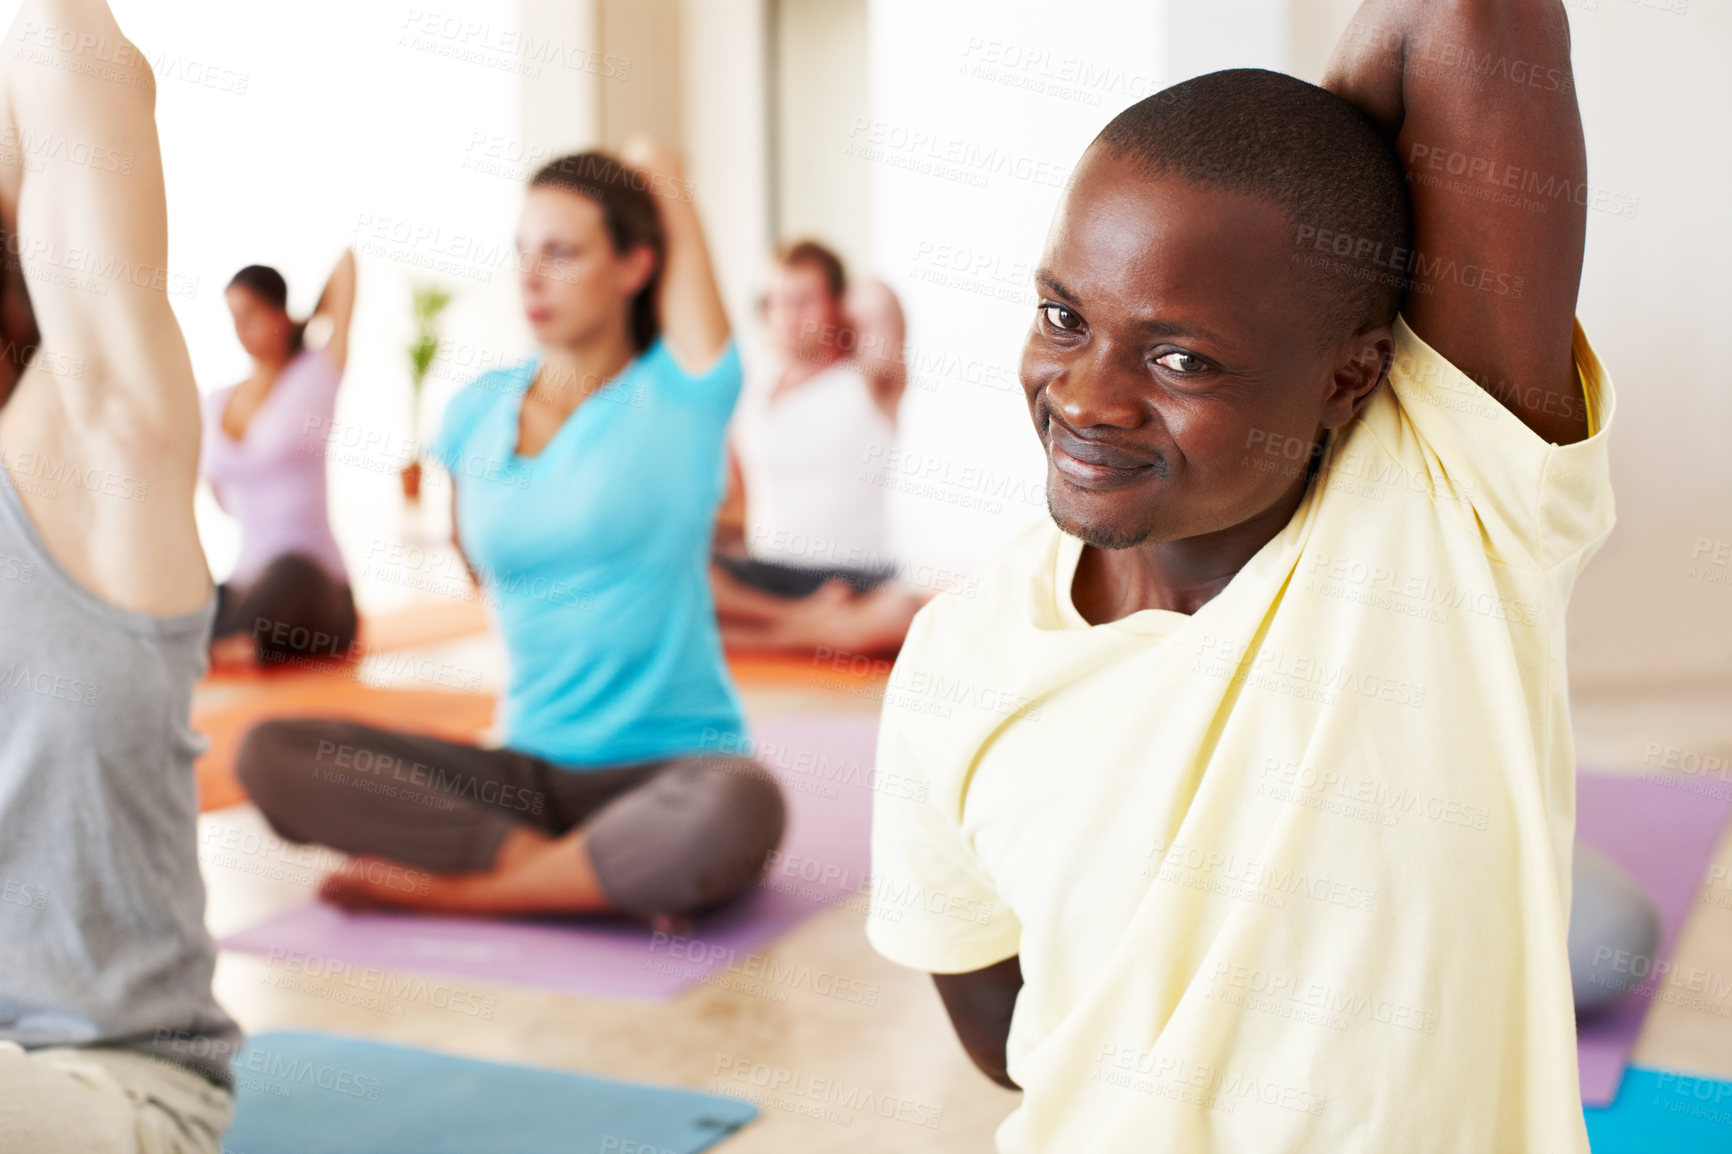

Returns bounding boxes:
[868,317,1613,1153]
[732,357,895,571]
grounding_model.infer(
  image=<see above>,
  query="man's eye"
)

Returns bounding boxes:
[1154,350,1209,374]
[1040,304,1082,333]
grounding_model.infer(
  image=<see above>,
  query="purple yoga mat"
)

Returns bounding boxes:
[220,714,880,1001]
[1574,772,1732,1106]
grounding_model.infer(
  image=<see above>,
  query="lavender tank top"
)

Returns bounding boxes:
[200,348,347,587]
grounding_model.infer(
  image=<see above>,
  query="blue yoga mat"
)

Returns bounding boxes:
[221,1031,757,1154]
[1584,1066,1732,1152]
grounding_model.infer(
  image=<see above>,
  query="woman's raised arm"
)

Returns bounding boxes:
[309,248,357,376]
[620,134,730,376]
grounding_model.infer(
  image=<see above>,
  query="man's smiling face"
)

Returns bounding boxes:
[1020,145,1373,552]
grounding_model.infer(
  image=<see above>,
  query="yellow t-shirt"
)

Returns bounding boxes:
[867,317,1613,1153]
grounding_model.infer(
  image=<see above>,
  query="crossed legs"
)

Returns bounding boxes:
[235,719,787,927]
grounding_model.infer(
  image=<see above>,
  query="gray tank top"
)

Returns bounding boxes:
[0,466,240,1086]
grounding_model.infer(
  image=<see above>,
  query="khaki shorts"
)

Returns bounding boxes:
[0,1041,234,1154]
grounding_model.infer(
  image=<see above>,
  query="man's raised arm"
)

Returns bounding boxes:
[0,0,196,440]
[1324,0,1589,446]
[0,0,209,618]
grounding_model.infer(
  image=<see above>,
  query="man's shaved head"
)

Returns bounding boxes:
[1020,69,1406,560]
[1094,68,1410,342]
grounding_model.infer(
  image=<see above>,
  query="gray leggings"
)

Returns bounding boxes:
[235,720,786,919]
[1569,843,1664,1016]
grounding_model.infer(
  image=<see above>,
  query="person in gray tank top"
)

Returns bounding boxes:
[0,2,238,1150]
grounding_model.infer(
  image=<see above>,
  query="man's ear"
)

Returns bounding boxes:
[1320,326,1392,431]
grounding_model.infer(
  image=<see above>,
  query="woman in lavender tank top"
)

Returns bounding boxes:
[200,253,358,667]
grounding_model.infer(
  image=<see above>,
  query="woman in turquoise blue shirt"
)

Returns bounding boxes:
[235,137,785,928]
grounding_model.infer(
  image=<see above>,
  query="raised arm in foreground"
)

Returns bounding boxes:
[0,0,210,615]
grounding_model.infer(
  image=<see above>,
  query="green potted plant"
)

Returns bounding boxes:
[401,281,453,501]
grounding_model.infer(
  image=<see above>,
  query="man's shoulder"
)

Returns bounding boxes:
[1333,316,1614,571]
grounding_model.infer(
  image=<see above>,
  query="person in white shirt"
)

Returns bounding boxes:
[711,240,928,655]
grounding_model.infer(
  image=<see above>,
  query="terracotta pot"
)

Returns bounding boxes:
[400,460,422,501]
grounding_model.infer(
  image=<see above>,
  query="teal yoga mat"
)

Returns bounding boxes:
[222,1031,756,1154]
[1583,1067,1732,1152]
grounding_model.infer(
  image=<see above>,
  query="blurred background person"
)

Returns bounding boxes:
[200,252,358,669]
[712,239,926,655]
[846,273,910,421]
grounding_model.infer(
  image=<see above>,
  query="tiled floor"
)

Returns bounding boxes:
[191,515,1732,1148]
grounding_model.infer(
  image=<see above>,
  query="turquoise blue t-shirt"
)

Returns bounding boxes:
[428,339,748,768]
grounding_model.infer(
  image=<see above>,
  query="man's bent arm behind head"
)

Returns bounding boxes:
[1324,0,1590,446]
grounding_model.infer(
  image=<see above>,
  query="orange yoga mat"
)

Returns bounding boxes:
[193,669,496,813]
[724,648,896,690]
[204,594,891,688]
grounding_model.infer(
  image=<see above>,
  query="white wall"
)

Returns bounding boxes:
[599,0,682,151]
[1551,0,1732,689]
[774,0,872,276]
[680,0,773,334]
[1164,0,1290,78]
